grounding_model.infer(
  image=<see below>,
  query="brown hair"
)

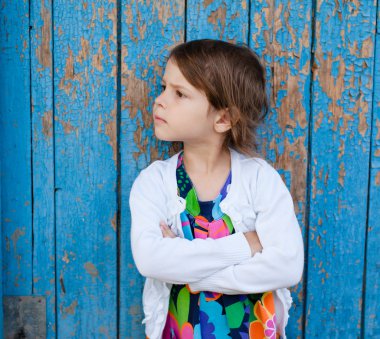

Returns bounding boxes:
[166,39,269,157]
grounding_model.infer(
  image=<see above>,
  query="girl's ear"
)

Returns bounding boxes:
[214,108,232,133]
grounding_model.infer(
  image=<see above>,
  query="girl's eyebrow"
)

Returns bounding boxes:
[161,78,191,92]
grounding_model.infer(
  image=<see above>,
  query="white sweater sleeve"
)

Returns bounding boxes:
[129,167,252,284]
[188,162,304,294]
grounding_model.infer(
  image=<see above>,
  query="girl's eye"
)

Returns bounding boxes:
[160,84,185,98]
[176,90,184,98]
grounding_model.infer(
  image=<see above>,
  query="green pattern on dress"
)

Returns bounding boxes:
[186,187,200,216]
[176,287,190,329]
[225,302,245,329]
[222,214,234,233]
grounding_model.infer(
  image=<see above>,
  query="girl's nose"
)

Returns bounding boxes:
[154,91,167,109]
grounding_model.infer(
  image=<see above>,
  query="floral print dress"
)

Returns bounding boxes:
[162,151,281,339]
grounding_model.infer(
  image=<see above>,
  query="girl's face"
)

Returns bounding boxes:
[152,58,219,144]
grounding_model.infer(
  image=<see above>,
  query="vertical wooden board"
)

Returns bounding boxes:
[186,0,248,41]
[364,10,380,336]
[30,0,56,337]
[53,1,118,337]
[249,1,312,337]
[306,1,377,337]
[119,1,184,337]
[0,160,3,336]
[0,0,32,295]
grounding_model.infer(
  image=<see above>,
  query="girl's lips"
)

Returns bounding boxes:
[154,114,167,123]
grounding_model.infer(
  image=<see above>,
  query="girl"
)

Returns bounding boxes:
[130,39,304,339]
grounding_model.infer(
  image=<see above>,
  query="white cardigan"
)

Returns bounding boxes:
[129,147,304,339]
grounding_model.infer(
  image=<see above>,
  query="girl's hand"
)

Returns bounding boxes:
[160,221,177,238]
[244,231,263,256]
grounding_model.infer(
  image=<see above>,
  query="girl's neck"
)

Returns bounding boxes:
[182,143,231,176]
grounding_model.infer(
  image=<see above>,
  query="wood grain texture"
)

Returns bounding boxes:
[363,4,380,336]
[306,1,378,337]
[30,0,56,337]
[1,0,380,337]
[0,0,33,295]
[187,0,249,41]
[119,1,184,337]
[249,1,312,337]
[0,145,3,336]
[53,0,118,337]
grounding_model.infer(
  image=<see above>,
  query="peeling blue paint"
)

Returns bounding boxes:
[0,1,379,338]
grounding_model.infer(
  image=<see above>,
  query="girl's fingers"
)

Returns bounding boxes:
[160,224,168,235]
[164,228,176,238]
[160,221,176,238]
[168,228,176,238]
[160,221,168,234]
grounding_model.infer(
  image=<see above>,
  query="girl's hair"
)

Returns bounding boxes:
[166,39,269,157]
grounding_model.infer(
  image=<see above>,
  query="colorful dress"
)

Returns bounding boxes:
[162,151,281,339]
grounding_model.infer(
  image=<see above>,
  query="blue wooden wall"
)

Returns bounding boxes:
[0,0,379,338]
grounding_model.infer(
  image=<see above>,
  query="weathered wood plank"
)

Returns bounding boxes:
[0,1,379,337]
[186,0,249,41]
[30,0,56,337]
[0,0,33,295]
[306,1,377,337]
[249,1,312,337]
[364,7,380,336]
[119,1,185,337]
[0,162,3,336]
[3,296,46,338]
[53,1,118,336]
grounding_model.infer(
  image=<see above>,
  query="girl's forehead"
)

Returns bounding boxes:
[163,59,184,80]
[163,59,196,92]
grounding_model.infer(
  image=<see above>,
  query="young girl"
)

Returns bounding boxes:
[130,39,304,339]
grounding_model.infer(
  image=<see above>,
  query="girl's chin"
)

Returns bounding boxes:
[154,133,181,143]
[153,128,185,143]
[153,133,173,142]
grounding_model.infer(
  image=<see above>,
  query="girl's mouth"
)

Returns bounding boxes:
[154,114,167,123]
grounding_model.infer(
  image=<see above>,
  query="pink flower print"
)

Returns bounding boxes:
[264,314,277,339]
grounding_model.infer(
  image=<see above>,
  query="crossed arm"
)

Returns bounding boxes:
[130,163,304,293]
[130,168,253,284]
